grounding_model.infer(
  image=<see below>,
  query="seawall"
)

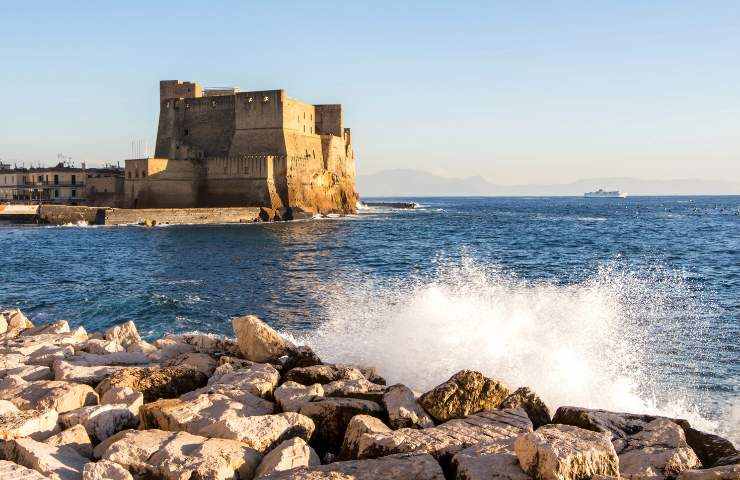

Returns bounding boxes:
[31,204,262,226]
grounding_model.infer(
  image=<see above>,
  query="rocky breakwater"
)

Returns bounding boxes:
[0,308,737,480]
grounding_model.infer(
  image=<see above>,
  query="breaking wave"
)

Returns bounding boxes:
[299,257,735,442]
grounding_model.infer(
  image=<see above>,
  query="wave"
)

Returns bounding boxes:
[297,257,735,443]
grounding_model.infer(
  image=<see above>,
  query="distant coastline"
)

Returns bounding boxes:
[358,169,740,197]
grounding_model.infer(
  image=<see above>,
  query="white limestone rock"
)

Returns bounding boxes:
[165,332,240,356]
[2,437,88,480]
[451,437,532,480]
[100,386,143,415]
[274,381,324,412]
[45,424,93,458]
[514,424,619,480]
[0,406,60,440]
[164,352,217,376]
[22,320,71,336]
[0,378,99,413]
[323,378,387,402]
[79,339,124,355]
[614,418,702,479]
[52,359,126,386]
[259,452,446,479]
[96,428,262,480]
[254,437,320,478]
[82,460,133,480]
[382,383,434,429]
[232,315,295,362]
[357,408,533,465]
[284,364,366,385]
[339,414,392,460]
[205,361,280,398]
[59,404,139,444]
[0,364,53,381]
[140,390,275,433]
[104,321,140,348]
[0,459,53,480]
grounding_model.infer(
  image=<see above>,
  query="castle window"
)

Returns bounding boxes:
[128,172,131,179]
[183,129,189,136]
[212,101,217,107]
[263,96,269,103]
[248,97,253,103]
[142,171,147,178]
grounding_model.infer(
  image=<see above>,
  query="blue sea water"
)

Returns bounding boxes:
[1,196,738,442]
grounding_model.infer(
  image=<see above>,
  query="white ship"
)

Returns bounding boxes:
[584,188,627,198]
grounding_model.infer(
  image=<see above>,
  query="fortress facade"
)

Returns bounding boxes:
[124,80,357,214]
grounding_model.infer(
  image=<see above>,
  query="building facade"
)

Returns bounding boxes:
[0,163,124,206]
[0,163,86,204]
[124,80,358,213]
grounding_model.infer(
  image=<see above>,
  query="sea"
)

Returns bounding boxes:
[1,196,738,444]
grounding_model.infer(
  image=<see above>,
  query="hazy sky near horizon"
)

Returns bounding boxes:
[1,1,738,184]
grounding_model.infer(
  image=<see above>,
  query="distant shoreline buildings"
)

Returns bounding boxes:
[0,161,124,206]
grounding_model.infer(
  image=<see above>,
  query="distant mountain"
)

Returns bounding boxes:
[357,169,740,197]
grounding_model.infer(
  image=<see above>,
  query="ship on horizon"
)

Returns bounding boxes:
[584,188,627,198]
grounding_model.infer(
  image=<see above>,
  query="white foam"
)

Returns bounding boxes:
[297,257,735,444]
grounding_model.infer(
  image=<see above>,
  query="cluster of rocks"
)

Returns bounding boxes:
[0,307,737,480]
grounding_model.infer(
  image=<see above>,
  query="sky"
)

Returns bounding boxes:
[1,1,738,185]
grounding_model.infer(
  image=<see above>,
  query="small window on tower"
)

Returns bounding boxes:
[184,129,189,136]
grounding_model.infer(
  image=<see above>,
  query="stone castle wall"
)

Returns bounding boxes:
[131,80,358,214]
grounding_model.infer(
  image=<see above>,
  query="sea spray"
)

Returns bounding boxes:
[298,256,733,442]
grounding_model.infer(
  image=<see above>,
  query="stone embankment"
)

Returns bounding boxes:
[0,308,737,480]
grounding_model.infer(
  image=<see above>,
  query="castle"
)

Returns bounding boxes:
[124,80,358,214]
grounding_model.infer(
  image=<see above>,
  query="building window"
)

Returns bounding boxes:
[183,129,189,136]
[71,175,76,185]
[54,175,59,185]
[71,189,76,198]
[54,189,59,198]
[127,171,131,179]
[142,171,147,177]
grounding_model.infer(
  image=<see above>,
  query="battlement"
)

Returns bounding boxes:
[160,80,203,101]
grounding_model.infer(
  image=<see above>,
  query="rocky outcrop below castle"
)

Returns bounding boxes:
[1,307,737,480]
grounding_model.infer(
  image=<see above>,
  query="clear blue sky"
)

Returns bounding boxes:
[1,1,738,184]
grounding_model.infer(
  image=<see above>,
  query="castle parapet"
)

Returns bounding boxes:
[160,80,203,101]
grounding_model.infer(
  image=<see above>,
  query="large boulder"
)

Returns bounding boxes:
[614,418,701,478]
[205,361,280,398]
[382,384,434,429]
[451,437,532,480]
[59,404,139,443]
[79,338,124,355]
[0,459,53,480]
[274,381,324,412]
[358,408,533,467]
[418,370,510,422]
[0,378,98,413]
[96,429,262,480]
[232,315,295,362]
[339,415,392,460]
[300,397,384,453]
[0,406,60,440]
[284,364,366,385]
[22,321,71,336]
[499,387,551,429]
[52,359,126,386]
[552,406,737,468]
[82,460,133,480]
[140,390,275,433]
[260,452,446,479]
[254,437,321,478]
[96,365,207,402]
[100,386,143,415]
[103,321,141,348]
[164,352,217,376]
[45,424,93,458]
[2,437,89,480]
[514,424,619,480]
[0,364,53,381]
